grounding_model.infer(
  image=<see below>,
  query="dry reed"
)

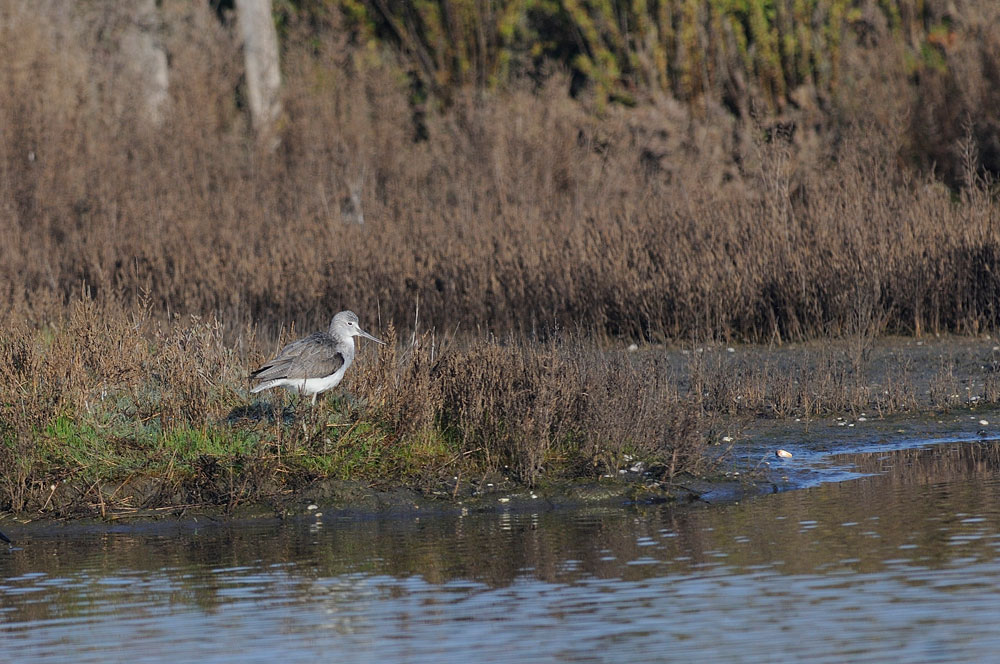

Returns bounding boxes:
[1,2,999,342]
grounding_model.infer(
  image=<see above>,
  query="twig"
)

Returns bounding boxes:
[40,483,57,512]
[435,447,483,473]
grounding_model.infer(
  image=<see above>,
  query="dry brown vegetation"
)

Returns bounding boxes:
[2,2,1000,515]
[2,2,1000,341]
[0,301,708,514]
[5,299,1000,515]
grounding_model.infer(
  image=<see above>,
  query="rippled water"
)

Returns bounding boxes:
[5,440,1000,663]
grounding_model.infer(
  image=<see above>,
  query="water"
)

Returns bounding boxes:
[5,440,1000,663]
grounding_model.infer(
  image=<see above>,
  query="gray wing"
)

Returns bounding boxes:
[250,333,346,381]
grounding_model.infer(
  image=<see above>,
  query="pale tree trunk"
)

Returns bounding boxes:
[235,0,282,145]
[119,0,169,126]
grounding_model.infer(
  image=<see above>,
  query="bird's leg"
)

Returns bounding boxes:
[306,392,323,441]
[290,392,306,448]
[275,389,285,463]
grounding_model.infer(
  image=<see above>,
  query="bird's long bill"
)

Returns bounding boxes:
[358,328,385,345]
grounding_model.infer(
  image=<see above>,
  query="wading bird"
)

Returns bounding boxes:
[250,310,384,405]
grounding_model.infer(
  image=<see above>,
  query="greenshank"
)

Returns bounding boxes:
[250,310,384,405]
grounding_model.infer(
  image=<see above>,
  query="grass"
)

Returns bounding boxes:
[0,305,714,515]
[4,303,1000,518]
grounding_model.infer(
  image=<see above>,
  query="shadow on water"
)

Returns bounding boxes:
[4,439,1000,662]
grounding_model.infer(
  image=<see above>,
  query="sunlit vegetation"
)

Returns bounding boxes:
[2,1,1000,516]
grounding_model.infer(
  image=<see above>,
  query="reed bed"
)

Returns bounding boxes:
[2,1,1000,341]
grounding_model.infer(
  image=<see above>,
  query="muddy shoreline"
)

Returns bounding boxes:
[0,471,767,542]
[4,415,997,542]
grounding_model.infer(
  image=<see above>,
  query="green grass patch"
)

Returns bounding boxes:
[160,426,260,461]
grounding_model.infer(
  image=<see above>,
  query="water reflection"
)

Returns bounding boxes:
[4,441,1000,662]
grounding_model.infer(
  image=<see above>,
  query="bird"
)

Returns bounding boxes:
[249,310,384,405]
[0,530,10,545]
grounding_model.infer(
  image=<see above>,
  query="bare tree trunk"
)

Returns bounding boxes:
[119,0,169,126]
[235,0,282,146]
